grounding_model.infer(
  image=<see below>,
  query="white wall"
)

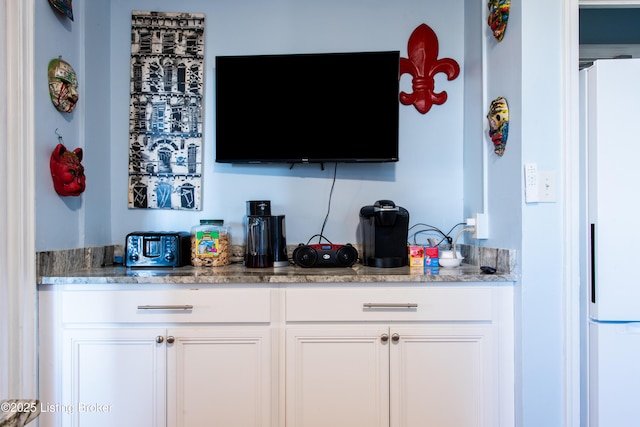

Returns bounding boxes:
[35,0,467,250]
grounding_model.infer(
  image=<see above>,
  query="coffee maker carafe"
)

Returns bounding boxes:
[359,200,409,268]
[245,215,273,268]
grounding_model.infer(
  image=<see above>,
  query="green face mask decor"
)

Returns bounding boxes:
[48,57,78,113]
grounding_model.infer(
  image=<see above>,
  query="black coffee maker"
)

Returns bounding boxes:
[245,201,288,268]
[359,200,409,268]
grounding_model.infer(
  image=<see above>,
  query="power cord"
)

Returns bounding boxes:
[305,234,333,245]
[318,163,338,244]
[408,222,465,246]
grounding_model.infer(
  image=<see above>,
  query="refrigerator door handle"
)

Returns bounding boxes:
[591,223,596,303]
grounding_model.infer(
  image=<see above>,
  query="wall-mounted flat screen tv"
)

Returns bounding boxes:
[215,50,400,164]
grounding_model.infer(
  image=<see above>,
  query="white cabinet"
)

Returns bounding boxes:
[388,325,495,427]
[166,327,272,427]
[284,285,513,427]
[60,327,166,426]
[38,283,513,427]
[286,326,390,427]
[38,287,274,427]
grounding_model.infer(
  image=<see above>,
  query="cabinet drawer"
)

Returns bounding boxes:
[61,288,271,324]
[286,286,494,322]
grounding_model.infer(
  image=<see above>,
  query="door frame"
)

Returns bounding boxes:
[1,0,36,399]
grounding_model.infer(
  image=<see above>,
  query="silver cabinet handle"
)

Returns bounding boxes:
[381,334,389,342]
[137,305,194,310]
[391,333,400,342]
[166,336,175,344]
[156,336,164,344]
[363,303,418,309]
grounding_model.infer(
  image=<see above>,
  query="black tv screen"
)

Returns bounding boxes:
[215,51,400,164]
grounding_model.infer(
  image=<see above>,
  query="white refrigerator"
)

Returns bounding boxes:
[584,58,640,427]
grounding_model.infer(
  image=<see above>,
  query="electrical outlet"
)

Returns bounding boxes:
[473,213,489,239]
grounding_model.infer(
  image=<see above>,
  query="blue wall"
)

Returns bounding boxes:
[36,0,470,250]
[34,1,571,427]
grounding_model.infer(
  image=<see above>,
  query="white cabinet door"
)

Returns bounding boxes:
[166,327,272,427]
[40,288,275,427]
[286,326,390,427]
[389,325,495,427]
[60,327,166,427]
[284,286,513,427]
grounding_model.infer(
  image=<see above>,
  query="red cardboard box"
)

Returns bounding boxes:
[408,246,425,267]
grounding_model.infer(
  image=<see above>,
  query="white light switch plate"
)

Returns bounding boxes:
[538,171,557,202]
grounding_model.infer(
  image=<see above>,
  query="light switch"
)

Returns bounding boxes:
[538,171,557,202]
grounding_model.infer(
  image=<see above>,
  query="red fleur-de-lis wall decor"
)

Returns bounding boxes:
[399,23,460,114]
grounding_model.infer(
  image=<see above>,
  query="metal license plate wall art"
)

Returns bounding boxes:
[128,11,205,210]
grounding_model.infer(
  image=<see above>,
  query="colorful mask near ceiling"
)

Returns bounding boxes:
[399,23,460,114]
[48,57,78,113]
[487,0,510,42]
[50,143,86,197]
[48,0,73,21]
[487,96,509,156]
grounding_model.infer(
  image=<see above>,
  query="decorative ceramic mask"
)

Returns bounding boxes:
[487,96,509,156]
[50,143,86,196]
[48,57,78,113]
[487,0,510,42]
[48,0,73,21]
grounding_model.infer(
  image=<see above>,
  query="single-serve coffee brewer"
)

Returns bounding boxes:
[245,201,288,268]
[359,199,409,268]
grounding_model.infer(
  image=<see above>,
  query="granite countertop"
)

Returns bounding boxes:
[0,400,40,427]
[38,261,517,285]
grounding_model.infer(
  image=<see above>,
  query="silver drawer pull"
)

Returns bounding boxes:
[363,303,418,309]
[137,305,194,310]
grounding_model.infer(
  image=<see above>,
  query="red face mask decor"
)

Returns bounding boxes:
[50,143,86,196]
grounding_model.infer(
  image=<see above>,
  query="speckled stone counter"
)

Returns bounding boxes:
[36,243,517,285]
[38,262,516,285]
[0,400,40,427]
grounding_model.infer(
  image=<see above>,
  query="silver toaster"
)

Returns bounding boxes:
[125,232,191,267]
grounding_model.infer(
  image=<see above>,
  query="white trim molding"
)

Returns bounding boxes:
[564,2,582,427]
[1,0,36,399]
